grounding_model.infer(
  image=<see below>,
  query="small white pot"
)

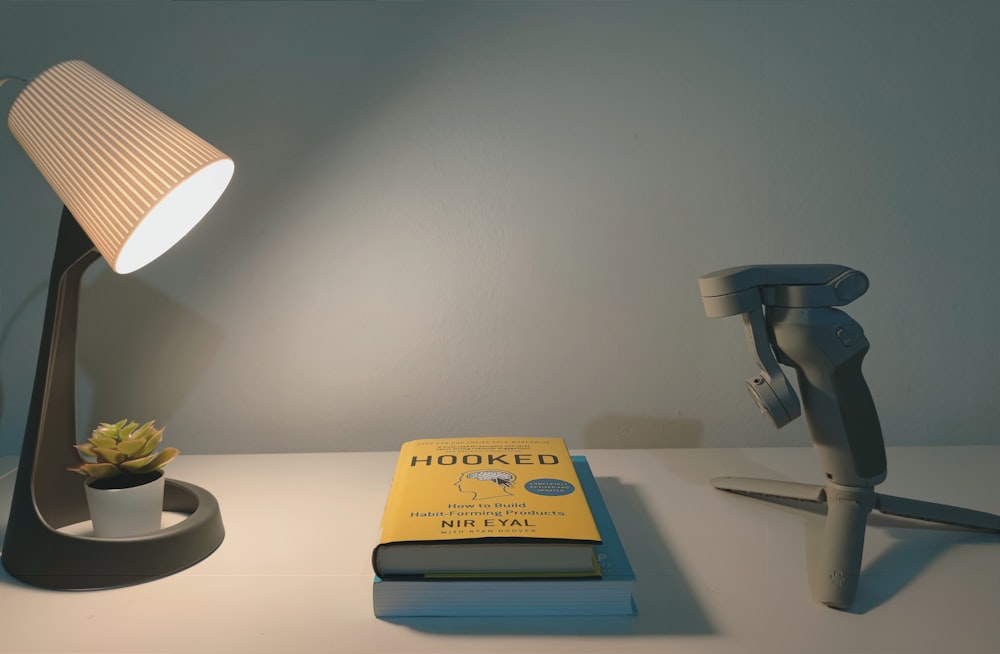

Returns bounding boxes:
[84,471,166,538]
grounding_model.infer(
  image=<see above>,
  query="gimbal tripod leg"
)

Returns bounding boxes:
[875,494,1000,532]
[711,476,826,503]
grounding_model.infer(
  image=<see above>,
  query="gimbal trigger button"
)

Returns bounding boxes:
[835,326,854,347]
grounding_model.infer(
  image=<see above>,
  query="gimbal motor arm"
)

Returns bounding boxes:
[699,264,885,487]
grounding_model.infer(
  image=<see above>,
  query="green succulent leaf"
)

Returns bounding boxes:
[130,420,157,441]
[117,439,146,456]
[119,447,175,473]
[92,447,127,465]
[138,430,163,456]
[93,422,122,439]
[149,447,180,470]
[119,454,154,472]
[66,464,88,476]
[143,447,180,473]
[70,419,177,479]
[89,436,118,449]
[68,462,121,478]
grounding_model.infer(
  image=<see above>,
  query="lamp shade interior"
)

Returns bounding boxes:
[115,158,234,273]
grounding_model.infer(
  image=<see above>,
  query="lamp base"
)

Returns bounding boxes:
[1,208,224,590]
[3,479,224,590]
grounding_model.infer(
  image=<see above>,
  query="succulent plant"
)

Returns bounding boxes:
[68,419,179,480]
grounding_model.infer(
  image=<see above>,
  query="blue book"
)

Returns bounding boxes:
[373,456,637,617]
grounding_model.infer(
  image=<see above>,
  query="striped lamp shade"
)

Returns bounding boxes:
[7,60,234,273]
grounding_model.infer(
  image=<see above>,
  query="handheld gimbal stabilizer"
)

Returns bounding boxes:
[699,264,999,609]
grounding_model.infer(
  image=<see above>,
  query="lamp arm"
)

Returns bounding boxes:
[8,206,99,531]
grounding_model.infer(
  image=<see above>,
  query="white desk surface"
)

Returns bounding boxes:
[1,446,998,654]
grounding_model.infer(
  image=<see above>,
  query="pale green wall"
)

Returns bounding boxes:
[1,1,997,455]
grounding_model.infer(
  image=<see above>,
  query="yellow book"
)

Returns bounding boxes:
[373,437,602,577]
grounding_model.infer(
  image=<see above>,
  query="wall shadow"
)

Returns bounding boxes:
[76,269,225,439]
[583,414,703,449]
[0,280,47,454]
[0,457,17,548]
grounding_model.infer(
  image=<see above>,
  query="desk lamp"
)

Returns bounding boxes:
[699,264,1000,609]
[2,60,231,589]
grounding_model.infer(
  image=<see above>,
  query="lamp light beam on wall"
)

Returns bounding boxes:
[2,60,231,590]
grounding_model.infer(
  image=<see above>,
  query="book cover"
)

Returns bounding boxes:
[373,456,637,617]
[373,437,601,577]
